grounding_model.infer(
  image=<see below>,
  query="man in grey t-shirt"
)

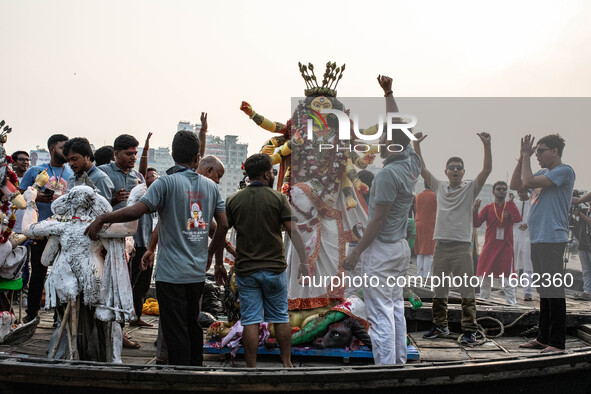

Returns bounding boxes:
[98,134,144,210]
[413,131,492,346]
[86,130,228,366]
[344,75,421,365]
[64,137,114,201]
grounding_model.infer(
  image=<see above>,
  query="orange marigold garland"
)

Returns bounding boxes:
[0,205,16,244]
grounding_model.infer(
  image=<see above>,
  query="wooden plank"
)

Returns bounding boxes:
[575,329,591,345]
[408,334,460,348]
[465,351,512,360]
[418,348,470,361]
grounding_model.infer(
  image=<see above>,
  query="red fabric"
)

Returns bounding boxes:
[473,200,522,276]
[414,190,437,255]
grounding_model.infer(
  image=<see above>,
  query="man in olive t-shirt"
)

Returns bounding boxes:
[221,154,308,368]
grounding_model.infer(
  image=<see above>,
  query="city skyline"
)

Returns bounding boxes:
[2,1,590,187]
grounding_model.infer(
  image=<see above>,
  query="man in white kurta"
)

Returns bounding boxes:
[513,189,534,301]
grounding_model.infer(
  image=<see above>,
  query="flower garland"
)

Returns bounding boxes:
[0,166,20,244]
[0,206,16,244]
[52,214,94,223]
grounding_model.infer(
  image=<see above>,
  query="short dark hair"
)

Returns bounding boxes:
[47,134,68,150]
[357,170,374,190]
[63,137,94,161]
[94,145,114,166]
[446,157,464,167]
[11,151,29,161]
[172,130,200,163]
[244,153,272,180]
[147,167,158,173]
[493,181,507,190]
[113,134,139,151]
[538,134,565,157]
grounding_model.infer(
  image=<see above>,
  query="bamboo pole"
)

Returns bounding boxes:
[70,297,79,360]
[49,302,71,359]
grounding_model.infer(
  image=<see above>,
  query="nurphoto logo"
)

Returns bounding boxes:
[305,110,418,153]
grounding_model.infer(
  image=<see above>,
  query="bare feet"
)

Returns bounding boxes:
[130,319,154,327]
[123,336,141,349]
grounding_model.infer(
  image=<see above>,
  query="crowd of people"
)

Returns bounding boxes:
[1,71,584,367]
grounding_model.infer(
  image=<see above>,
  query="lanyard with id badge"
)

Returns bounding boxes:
[494,202,506,240]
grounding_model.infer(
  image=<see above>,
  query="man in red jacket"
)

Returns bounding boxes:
[473,181,521,305]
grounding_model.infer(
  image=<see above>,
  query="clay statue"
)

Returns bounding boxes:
[21,183,144,362]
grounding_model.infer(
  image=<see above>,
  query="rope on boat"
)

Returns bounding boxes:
[457,310,537,346]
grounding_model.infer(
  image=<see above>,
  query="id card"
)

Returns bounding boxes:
[496,227,504,240]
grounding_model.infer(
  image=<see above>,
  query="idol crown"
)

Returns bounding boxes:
[0,120,12,144]
[299,61,345,98]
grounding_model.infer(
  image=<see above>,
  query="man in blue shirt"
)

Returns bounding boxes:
[64,137,114,201]
[511,133,575,353]
[20,134,73,323]
[85,130,228,366]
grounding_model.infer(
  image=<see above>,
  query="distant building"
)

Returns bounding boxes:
[204,135,248,199]
[177,121,203,133]
[131,146,174,175]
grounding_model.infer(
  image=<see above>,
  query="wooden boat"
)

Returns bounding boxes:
[2,263,591,393]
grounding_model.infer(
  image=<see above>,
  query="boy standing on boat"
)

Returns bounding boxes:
[511,134,574,353]
[221,153,308,368]
[413,131,492,346]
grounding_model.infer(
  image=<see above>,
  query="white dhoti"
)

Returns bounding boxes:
[361,239,410,365]
[513,223,533,297]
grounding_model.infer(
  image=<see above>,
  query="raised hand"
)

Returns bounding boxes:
[508,192,515,201]
[144,132,153,148]
[414,131,427,144]
[377,75,393,94]
[477,132,491,145]
[520,134,536,158]
[240,101,254,117]
[473,199,481,212]
[200,112,208,132]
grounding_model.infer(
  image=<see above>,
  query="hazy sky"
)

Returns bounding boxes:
[1,0,590,187]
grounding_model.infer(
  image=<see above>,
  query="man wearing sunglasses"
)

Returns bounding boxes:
[413,131,492,346]
[473,181,521,305]
[511,134,575,354]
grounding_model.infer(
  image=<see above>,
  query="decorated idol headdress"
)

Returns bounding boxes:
[299,62,345,97]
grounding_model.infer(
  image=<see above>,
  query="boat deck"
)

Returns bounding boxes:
[2,306,591,368]
[2,254,591,366]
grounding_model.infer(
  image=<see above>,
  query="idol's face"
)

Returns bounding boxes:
[310,96,333,112]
